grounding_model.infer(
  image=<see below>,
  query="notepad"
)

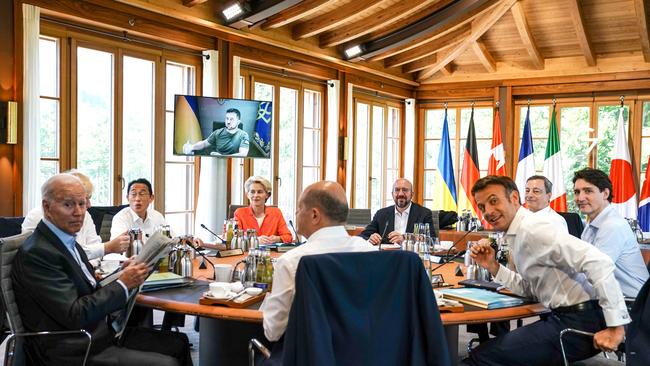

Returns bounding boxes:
[439,287,524,309]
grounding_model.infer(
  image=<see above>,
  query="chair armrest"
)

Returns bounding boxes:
[559,328,594,366]
[248,338,271,365]
[5,329,92,366]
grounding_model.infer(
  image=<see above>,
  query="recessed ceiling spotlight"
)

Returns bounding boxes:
[223,3,244,21]
[345,45,363,58]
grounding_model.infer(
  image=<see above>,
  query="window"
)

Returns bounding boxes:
[514,98,637,212]
[351,95,402,215]
[421,104,492,210]
[241,68,325,222]
[42,23,202,235]
[38,36,60,187]
[164,61,197,234]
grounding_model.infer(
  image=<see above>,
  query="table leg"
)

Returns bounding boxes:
[199,317,265,366]
[445,324,459,365]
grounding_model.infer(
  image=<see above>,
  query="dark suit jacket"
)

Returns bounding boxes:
[11,221,126,364]
[627,276,650,366]
[279,251,451,366]
[359,203,434,243]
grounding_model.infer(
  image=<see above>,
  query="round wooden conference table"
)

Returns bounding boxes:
[137,250,549,366]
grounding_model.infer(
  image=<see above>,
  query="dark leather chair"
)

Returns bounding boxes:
[0,217,24,238]
[250,251,451,366]
[557,211,585,239]
[627,277,650,365]
[87,205,128,241]
[0,232,91,365]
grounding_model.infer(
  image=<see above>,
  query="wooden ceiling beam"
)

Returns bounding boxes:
[634,0,650,62]
[417,0,516,81]
[511,1,544,69]
[360,0,496,62]
[402,54,438,73]
[472,39,496,72]
[319,0,444,48]
[292,0,385,40]
[261,0,331,30]
[440,63,454,76]
[182,0,207,7]
[384,24,469,68]
[568,0,595,66]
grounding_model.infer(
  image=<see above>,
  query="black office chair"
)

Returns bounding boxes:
[87,205,128,241]
[557,212,584,239]
[0,217,24,238]
[250,251,451,366]
[626,276,650,365]
[0,232,92,366]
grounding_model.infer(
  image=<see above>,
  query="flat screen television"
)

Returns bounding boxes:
[173,95,272,158]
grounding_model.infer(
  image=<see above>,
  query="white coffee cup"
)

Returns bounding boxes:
[209,282,231,299]
[230,281,244,293]
[214,264,233,283]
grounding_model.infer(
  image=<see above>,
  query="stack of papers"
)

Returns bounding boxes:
[439,287,524,309]
[142,272,193,292]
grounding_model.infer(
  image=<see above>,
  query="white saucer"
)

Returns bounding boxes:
[203,291,232,300]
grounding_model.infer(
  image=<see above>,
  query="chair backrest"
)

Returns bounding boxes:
[0,217,25,238]
[281,251,451,366]
[87,205,128,242]
[227,204,278,220]
[557,211,584,239]
[0,232,31,334]
[345,208,371,227]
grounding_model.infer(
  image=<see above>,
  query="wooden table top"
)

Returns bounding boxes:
[137,250,549,325]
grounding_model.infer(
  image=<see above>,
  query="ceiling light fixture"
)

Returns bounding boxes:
[344,45,363,59]
[223,3,244,21]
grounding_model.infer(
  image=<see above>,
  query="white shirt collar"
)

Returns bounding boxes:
[586,204,612,229]
[394,202,412,216]
[305,225,349,243]
[128,206,150,224]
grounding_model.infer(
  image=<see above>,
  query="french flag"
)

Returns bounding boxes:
[515,106,536,203]
[638,155,650,231]
[609,107,637,219]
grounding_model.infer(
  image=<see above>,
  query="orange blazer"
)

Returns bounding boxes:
[233,206,293,243]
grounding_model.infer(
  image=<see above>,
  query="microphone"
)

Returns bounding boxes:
[379,221,390,244]
[200,223,226,244]
[183,237,216,280]
[430,225,484,273]
[288,220,304,245]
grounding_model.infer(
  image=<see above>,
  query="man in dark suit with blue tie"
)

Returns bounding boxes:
[12,173,191,366]
[359,178,456,244]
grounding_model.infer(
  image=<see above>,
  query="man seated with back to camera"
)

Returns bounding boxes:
[463,175,629,366]
[12,173,191,366]
[359,178,457,245]
[22,169,131,261]
[261,181,376,345]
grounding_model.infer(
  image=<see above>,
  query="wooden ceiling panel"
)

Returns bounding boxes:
[584,0,642,53]
[292,0,385,39]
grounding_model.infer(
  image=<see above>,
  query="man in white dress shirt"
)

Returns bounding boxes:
[111,178,171,243]
[261,181,376,342]
[525,175,568,230]
[466,175,629,365]
[22,170,130,260]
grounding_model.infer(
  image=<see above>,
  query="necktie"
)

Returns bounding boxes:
[72,242,97,287]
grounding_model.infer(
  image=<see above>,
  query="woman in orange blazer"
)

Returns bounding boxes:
[234,176,293,244]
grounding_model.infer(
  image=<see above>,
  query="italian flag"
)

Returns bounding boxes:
[542,105,567,211]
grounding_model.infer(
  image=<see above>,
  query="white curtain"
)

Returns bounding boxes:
[344,82,354,202]
[404,98,416,183]
[325,80,340,181]
[22,4,40,214]
[193,50,228,243]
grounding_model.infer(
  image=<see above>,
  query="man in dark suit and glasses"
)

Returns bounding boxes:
[12,173,191,366]
[360,178,455,244]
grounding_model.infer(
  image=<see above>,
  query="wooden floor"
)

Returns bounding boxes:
[0,310,622,365]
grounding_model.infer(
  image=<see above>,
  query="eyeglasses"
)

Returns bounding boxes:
[526,189,544,195]
[129,191,150,198]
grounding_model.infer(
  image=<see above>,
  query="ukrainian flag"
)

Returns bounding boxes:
[434,109,457,211]
[173,95,203,154]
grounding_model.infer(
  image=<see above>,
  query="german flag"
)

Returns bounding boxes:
[459,108,481,219]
